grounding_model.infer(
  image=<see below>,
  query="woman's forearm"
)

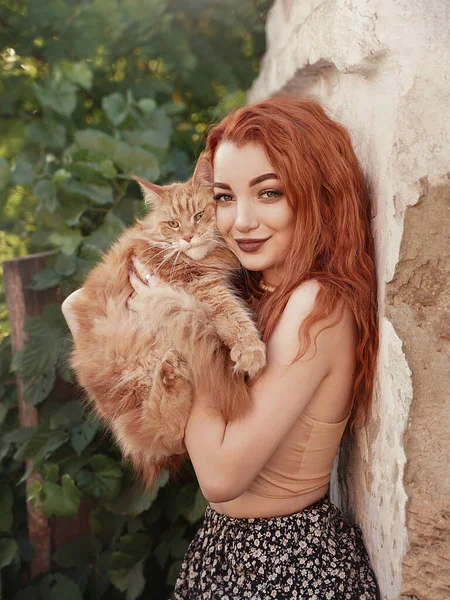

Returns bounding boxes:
[61,288,86,337]
[184,391,228,501]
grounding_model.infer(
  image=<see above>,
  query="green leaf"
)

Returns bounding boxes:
[138,98,157,114]
[123,128,170,151]
[27,267,62,291]
[48,228,83,254]
[155,523,187,568]
[109,558,146,600]
[0,486,13,533]
[23,367,56,406]
[0,403,8,426]
[25,120,66,150]
[167,558,184,586]
[82,212,124,254]
[34,179,58,212]
[74,130,160,180]
[24,425,69,463]
[113,144,160,181]
[102,92,129,126]
[0,538,18,569]
[106,484,157,517]
[33,76,77,117]
[72,160,117,182]
[62,179,113,205]
[53,253,77,276]
[41,462,59,484]
[70,419,100,454]
[38,573,83,600]
[41,475,82,517]
[77,454,122,501]
[12,155,35,186]
[50,400,84,430]
[52,536,102,569]
[27,479,43,510]
[24,305,68,338]
[61,61,93,90]
[0,158,11,190]
[16,338,60,379]
[176,484,208,524]
[52,168,71,183]
[3,426,37,460]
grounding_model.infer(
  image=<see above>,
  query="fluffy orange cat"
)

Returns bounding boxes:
[69,157,266,488]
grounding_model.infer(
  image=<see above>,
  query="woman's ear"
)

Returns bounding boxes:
[192,154,214,187]
[132,175,164,206]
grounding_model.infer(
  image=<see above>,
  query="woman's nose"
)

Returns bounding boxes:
[234,204,259,232]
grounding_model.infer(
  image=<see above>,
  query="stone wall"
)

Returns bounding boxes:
[248,1,450,598]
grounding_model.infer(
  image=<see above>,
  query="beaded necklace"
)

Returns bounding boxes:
[259,280,277,293]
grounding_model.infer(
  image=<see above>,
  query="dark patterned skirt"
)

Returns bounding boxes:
[172,495,380,599]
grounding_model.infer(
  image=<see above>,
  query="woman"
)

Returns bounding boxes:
[63,96,380,598]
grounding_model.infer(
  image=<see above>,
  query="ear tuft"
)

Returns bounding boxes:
[192,154,213,187]
[132,175,163,206]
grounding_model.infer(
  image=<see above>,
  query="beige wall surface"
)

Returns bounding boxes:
[249,1,450,598]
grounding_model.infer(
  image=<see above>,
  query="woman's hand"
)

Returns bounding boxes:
[127,255,165,312]
[61,288,86,338]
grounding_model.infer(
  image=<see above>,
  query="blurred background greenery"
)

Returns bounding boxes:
[0,0,271,598]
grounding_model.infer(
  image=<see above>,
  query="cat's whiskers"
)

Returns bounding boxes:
[135,247,175,273]
[134,245,170,263]
[151,249,179,277]
[169,250,182,283]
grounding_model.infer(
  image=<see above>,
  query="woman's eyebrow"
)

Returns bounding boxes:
[213,172,279,189]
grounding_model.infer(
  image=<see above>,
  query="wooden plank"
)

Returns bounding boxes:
[3,252,56,578]
[3,252,93,577]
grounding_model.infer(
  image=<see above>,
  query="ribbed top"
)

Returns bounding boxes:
[247,409,351,499]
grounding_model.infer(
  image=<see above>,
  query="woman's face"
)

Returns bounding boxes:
[213,141,295,282]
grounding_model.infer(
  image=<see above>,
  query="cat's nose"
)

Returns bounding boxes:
[183,234,193,242]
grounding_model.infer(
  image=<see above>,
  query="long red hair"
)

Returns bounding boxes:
[205,95,379,432]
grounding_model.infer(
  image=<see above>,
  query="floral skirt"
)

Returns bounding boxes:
[172,495,380,599]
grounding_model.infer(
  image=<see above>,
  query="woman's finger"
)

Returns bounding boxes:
[129,271,148,293]
[131,255,150,282]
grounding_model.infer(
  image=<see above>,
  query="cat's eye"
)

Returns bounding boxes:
[193,211,204,222]
[168,220,179,228]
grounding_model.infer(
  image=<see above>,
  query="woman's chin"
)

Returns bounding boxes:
[236,254,273,272]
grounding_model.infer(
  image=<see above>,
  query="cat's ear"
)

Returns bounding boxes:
[132,175,163,206]
[192,154,214,188]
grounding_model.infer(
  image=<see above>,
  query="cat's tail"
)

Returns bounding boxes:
[145,286,252,422]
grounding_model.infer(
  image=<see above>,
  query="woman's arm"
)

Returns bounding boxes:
[61,288,86,337]
[184,280,353,503]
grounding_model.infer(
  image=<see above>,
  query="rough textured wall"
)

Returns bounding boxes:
[248,1,450,598]
[387,180,450,600]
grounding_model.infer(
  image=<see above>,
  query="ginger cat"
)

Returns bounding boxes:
[69,157,266,488]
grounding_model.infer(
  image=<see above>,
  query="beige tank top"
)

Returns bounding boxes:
[247,409,351,499]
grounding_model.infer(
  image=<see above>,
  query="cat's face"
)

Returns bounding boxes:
[144,182,218,260]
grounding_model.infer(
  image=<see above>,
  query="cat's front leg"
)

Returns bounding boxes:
[193,284,266,379]
[146,349,194,456]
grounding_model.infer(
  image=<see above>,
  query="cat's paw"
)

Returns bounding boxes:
[230,337,266,379]
[158,349,193,389]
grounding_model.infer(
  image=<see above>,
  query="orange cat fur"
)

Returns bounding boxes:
[69,157,266,488]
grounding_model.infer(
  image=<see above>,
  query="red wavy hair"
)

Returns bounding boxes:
[205,95,379,433]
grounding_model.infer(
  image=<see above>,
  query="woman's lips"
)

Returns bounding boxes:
[235,238,269,253]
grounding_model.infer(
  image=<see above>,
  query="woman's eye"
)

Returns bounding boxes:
[168,220,180,228]
[194,211,204,222]
[213,193,234,203]
[260,189,282,200]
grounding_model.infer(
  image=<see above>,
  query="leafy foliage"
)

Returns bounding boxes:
[0,0,270,597]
